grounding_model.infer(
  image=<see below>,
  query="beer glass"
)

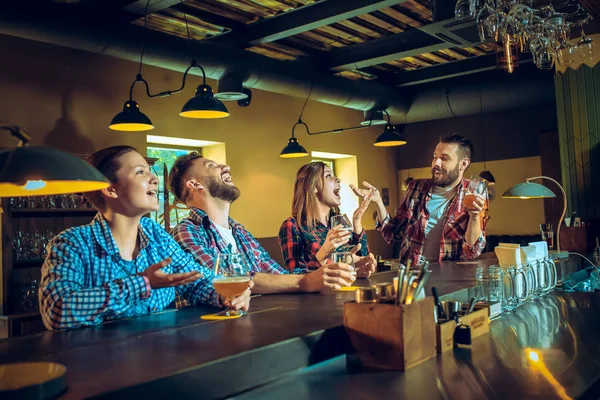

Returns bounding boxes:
[464,175,488,211]
[213,252,251,316]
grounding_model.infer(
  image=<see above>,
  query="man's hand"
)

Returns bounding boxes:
[351,181,388,225]
[467,193,485,218]
[322,262,356,290]
[351,181,382,207]
[140,258,202,289]
[354,253,377,279]
[221,280,254,312]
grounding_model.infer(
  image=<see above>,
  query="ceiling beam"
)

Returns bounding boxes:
[123,0,181,16]
[297,18,481,71]
[301,29,447,71]
[209,0,408,48]
[392,53,534,87]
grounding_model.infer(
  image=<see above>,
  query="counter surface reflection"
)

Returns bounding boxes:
[236,292,600,400]
[0,257,596,399]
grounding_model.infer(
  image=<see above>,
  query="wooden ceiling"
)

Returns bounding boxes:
[129,0,497,83]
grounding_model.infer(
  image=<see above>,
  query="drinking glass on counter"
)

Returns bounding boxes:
[213,253,252,317]
[464,175,488,211]
[475,265,505,308]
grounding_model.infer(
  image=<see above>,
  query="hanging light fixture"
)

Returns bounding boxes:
[374,110,407,147]
[374,124,407,147]
[109,1,228,131]
[0,123,109,197]
[180,79,229,119]
[279,86,406,157]
[109,101,153,132]
[496,35,519,74]
[360,108,388,126]
[280,135,309,158]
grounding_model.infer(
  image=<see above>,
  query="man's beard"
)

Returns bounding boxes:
[432,164,460,187]
[204,176,241,203]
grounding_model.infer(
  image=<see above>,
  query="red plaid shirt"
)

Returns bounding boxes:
[378,178,486,265]
[172,208,288,276]
[278,217,369,274]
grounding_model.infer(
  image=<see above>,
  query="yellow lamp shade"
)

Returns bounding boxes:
[180,84,229,119]
[374,125,407,147]
[280,137,308,158]
[109,101,154,132]
[0,146,109,197]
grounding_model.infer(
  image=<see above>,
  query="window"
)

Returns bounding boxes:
[312,158,335,173]
[147,135,225,229]
[147,146,192,229]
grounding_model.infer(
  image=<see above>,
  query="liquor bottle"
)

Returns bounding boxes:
[544,223,554,250]
[593,237,600,267]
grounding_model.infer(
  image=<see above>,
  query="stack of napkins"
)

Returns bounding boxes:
[528,241,548,261]
[520,245,538,265]
[494,246,522,268]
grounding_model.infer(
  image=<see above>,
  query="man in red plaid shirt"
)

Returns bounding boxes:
[353,134,487,266]
[169,153,360,293]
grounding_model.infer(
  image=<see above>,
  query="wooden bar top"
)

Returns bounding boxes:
[1,256,593,399]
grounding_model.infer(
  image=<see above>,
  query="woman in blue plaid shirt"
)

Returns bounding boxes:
[39,146,252,330]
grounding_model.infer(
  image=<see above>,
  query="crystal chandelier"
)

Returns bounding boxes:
[455,0,595,71]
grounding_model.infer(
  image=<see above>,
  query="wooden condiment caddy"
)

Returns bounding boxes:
[344,297,436,371]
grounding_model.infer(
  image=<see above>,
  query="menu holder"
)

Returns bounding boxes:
[435,305,489,354]
[344,297,436,372]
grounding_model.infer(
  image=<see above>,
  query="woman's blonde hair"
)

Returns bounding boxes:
[291,162,338,230]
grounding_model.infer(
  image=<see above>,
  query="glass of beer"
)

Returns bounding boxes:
[464,175,488,211]
[213,252,251,316]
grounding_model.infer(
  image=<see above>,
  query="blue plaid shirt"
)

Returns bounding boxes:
[39,213,219,331]
[171,208,288,275]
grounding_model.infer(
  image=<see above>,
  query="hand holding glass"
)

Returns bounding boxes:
[213,253,252,316]
[331,214,352,233]
[330,251,357,280]
[464,175,488,211]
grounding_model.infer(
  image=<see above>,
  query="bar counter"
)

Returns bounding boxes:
[1,257,598,399]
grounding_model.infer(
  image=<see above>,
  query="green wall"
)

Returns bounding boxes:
[555,66,600,220]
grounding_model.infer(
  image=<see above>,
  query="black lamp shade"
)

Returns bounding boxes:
[0,146,109,197]
[109,101,154,132]
[374,125,407,147]
[361,109,388,126]
[280,137,308,158]
[180,84,230,119]
[479,170,496,184]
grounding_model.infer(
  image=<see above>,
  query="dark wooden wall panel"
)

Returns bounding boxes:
[555,65,600,222]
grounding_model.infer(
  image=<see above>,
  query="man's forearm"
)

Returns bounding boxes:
[465,215,482,246]
[252,272,321,294]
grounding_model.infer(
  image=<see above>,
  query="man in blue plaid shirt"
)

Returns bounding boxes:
[169,153,360,293]
[40,146,252,330]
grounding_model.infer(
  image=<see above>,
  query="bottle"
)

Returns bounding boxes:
[544,223,554,250]
[593,237,600,267]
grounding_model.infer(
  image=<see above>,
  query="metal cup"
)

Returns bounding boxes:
[374,282,394,302]
[355,287,378,303]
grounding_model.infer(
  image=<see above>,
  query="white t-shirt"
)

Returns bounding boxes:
[213,223,239,252]
[422,185,456,261]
